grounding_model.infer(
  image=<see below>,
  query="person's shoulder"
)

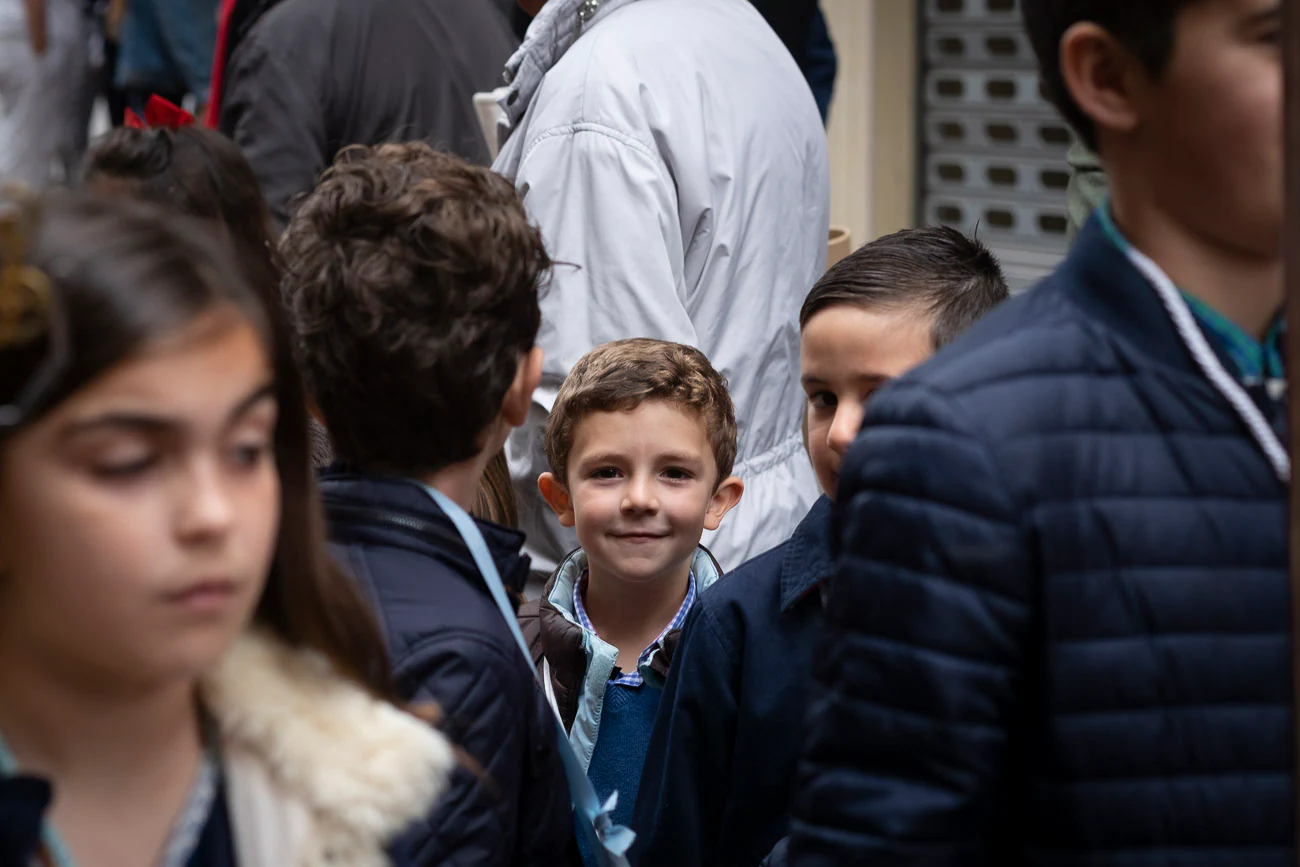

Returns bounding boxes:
[893,258,1119,421]
[695,540,791,628]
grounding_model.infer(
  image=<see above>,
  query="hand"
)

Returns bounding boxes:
[23,0,46,54]
[106,0,126,43]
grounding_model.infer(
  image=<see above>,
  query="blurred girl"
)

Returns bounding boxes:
[0,193,453,866]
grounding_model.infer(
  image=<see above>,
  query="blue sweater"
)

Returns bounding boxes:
[580,682,662,866]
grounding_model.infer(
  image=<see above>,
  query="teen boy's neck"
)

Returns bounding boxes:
[1110,190,1283,340]
[422,452,494,513]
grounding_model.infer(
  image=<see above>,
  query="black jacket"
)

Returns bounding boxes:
[320,470,573,867]
[219,0,516,225]
[790,216,1291,865]
[632,497,833,867]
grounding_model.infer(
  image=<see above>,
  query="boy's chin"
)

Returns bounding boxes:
[587,548,694,587]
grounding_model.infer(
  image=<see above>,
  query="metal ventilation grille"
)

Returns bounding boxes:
[919,0,1074,292]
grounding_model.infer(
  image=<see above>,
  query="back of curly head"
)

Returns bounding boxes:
[545,338,738,487]
[279,142,548,476]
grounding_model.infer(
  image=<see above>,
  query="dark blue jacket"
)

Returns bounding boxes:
[633,497,833,867]
[320,470,573,867]
[790,217,1291,866]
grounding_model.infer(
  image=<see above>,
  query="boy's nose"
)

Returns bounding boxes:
[828,402,865,456]
[621,474,659,513]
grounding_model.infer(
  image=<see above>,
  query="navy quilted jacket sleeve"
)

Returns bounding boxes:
[790,380,1034,866]
[391,630,572,867]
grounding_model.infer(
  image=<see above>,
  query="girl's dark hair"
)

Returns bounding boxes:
[83,126,281,314]
[0,193,394,699]
[799,226,1009,350]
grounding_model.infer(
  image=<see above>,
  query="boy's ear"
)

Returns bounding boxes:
[538,472,576,528]
[1059,21,1142,142]
[703,475,744,532]
[502,347,545,429]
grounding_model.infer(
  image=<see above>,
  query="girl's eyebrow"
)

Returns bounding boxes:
[61,383,276,439]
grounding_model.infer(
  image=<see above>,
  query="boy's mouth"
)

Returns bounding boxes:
[610,532,669,543]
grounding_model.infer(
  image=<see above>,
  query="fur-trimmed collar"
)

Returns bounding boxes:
[201,630,455,867]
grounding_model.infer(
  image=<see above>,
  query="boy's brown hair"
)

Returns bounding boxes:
[280,142,548,476]
[545,338,738,486]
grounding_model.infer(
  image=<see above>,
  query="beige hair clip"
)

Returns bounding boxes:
[0,206,51,350]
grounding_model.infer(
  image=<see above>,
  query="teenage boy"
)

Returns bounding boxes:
[630,228,1008,867]
[279,142,572,867]
[518,338,745,862]
[790,1,1288,864]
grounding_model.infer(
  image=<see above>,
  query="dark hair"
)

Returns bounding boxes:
[280,142,547,477]
[0,193,395,699]
[83,126,281,314]
[799,226,1008,349]
[545,338,738,485]
[1022,0,1196,150]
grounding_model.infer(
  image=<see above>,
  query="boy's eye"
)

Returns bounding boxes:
[591,467,621,480]
[663,468,693,481]
[808,392,837,410]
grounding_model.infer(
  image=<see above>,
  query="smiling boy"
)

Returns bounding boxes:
[519,338,743,860]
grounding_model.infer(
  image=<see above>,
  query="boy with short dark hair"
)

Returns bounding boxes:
[631,227,1008,867]
[791,1,1287,864]
[279,141,572,867]
[518,337,745,862]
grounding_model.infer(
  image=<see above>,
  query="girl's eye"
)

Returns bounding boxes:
[229,440,273,470]
[94,454,159,479]
[808,392,837,410]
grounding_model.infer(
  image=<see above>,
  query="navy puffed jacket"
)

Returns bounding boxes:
[790,216,1291,866]
[320,470,573,867]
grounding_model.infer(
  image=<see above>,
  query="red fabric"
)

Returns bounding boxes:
[206,0,240,128]
[126,96,194,130]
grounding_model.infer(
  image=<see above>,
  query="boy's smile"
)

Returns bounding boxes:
[540,399,742,588]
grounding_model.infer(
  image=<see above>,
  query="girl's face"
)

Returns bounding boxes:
[0,308,280,691]
[801,305,933,500]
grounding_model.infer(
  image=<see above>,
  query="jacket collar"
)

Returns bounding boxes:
[780,496,834,612]
[1060,214,1209,377]
[544,544,724,627]
[201,630,455,867]
[497,0,639,133]
[318,467,532,598]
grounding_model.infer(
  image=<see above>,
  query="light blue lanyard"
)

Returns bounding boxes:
[420,484,634,867]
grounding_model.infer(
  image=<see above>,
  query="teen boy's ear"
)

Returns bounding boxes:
[538,473,575,527]
[1059,22,1143,141]
[502,347,545,428]
[703,475,744,532]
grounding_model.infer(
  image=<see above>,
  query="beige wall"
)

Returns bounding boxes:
[822,0,918,249]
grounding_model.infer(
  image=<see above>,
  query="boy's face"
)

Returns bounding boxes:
[802,305,933,500]
[1125,0,1280,257]
[540,400,742,587]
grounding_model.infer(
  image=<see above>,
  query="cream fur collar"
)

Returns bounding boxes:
[201,630,455,867]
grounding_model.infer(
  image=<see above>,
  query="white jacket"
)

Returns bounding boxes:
[202,630,455,866]
[495,0,830,572]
